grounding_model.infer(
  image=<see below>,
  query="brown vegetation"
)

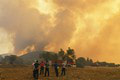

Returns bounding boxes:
[0,65,120,80]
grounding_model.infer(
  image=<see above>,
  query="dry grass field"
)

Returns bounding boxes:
[0,65,120,80]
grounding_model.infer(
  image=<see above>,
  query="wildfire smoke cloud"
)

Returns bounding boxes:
[0,0,120,63]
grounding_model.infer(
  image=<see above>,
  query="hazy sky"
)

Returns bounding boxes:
[0,0,120,63]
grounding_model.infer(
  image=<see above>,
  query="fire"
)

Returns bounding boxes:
[0,0,120,63]
[18,45,36,56]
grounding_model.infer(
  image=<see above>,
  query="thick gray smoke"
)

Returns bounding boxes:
[0,0,49,53]
[0,0,76,53]
[0,0,120,63]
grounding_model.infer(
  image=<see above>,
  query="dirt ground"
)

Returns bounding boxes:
[0,65,120,80]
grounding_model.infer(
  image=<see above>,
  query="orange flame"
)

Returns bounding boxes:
[18,45,36,56]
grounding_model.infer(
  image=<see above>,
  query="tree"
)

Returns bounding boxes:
[66,47,76,63]
[86,58,93,66]
[67,47,75,56]
[58,49,65,57]
[58,49,65,60]
[76,57,86,68]
[2,55,23,65]
[0,56,3,63]
[9,55,17,64]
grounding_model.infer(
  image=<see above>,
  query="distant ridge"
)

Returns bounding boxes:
[0,53,14,57]
[20,51,56,64]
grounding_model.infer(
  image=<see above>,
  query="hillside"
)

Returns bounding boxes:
[20,51,57,64]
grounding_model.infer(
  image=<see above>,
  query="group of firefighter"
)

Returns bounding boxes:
[33,60,66,80]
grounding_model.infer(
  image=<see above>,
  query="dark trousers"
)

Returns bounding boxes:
[45,68,49,77]
[33,69,39,79]
[61,68,66,76]
[55,68,59,77]
[40,67,44,75]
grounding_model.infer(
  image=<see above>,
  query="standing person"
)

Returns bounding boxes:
[40,61,45,75]
[61,61,66,76]
[54,61,59,77]
[33,60,40,80]
[44,61,50,77]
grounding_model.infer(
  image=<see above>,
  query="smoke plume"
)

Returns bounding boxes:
[0,0,120,63]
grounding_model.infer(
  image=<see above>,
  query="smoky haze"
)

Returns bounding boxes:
[0,0,76,54]
[0,0,50,53]
[0,0,120,63]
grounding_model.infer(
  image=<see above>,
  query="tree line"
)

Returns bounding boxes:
[0,47,119,67]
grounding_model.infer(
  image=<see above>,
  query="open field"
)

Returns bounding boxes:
[0,65,120,80]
